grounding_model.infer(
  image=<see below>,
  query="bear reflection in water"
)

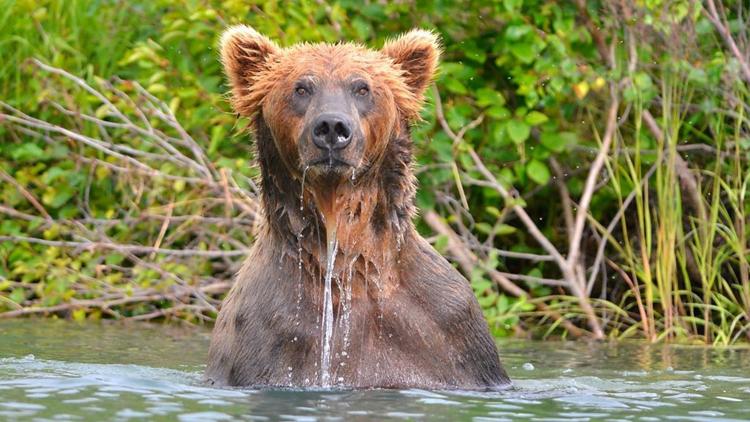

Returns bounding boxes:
[206,25,510,390]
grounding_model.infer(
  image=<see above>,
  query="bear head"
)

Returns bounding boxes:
[219,26,440,186]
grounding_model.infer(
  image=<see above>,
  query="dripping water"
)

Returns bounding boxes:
[300,165,309,211]
[338,256,356,371]
[320,223,338,387]
[344,258,355,349]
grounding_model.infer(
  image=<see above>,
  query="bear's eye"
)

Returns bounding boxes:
[355,85,370,97]
[295,86,309,96]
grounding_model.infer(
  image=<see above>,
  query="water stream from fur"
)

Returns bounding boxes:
[320,223,338,387]
[299,166,309,212]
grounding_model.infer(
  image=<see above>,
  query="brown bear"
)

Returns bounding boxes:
[206,25,510,390]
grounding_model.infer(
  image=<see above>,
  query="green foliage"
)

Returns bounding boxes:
[1,0,749,342]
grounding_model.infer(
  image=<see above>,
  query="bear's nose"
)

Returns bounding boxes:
[311,113,353,151]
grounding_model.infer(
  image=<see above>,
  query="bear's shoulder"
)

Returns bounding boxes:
[400,233,474,292]
[397,233,480,325]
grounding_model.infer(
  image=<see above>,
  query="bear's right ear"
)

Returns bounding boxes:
[381,29,441,98]
[220,25,279,116]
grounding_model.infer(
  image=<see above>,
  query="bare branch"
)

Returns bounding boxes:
[0,235,249,257]
[704,0,750,84]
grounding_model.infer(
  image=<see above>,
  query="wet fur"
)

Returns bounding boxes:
[206,27,509,389]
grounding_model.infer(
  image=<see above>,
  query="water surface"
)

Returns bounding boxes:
[1,320,749,421]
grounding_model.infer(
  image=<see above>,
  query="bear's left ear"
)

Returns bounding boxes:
[381,29,441,97]
[220,25,280,116]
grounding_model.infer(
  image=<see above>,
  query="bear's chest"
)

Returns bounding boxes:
[268,292,460,388]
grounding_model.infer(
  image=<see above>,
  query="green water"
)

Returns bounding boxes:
[0,320,749,421]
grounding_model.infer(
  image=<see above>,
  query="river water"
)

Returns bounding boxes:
[0,319,749,421]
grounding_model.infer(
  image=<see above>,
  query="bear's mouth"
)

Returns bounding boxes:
[307,154,354,170]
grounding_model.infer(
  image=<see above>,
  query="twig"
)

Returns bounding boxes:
[491,271,568,287]
[0,235,249,257]
[549,157,575,238]
[567,97,619,271]
[0,282,231,319]
[703,0,750,84]
[0,168,52,220]
[150,198,175,259]
[423,210,584,337]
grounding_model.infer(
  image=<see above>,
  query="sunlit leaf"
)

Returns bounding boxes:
[507,120,530,144]
[526,159,551,185]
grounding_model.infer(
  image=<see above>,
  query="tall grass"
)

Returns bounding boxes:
[0,1,160,105]
[599,65,750,344]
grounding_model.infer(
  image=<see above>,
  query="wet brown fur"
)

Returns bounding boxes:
[207,26,509,389]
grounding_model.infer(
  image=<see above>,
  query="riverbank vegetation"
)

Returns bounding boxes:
[1,0,748,344]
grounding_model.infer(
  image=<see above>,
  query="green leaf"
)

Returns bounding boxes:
[472,278,493,293]
[633,72,653,89]
[492,123,508,145]
[72,308,86,321]
[486,105,510,120]
[496,294,510,313]
[477,295,496,308]
[485,206,501,218]
[505,24,531,40]
[434,234,449,253]
[105,253,125,266]
[11,143,44,161]
[526,159,551,185]
[42,186,75,209]
[208,125,226,155]
[509,42,536,64]
[540,131,576,152]
[540,132,563,152]
[525,111,548,125]
[147,83,167,94]
[10,288,25,304]
[476,222,494,235]
[506,120,530,144]
[475,88,505,107]
[464,42,486,64]
[443,78,468,95]
[495,224,517,236]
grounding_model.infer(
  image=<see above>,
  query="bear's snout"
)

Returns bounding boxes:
[300,106,364,173]
[311,112,353,151]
